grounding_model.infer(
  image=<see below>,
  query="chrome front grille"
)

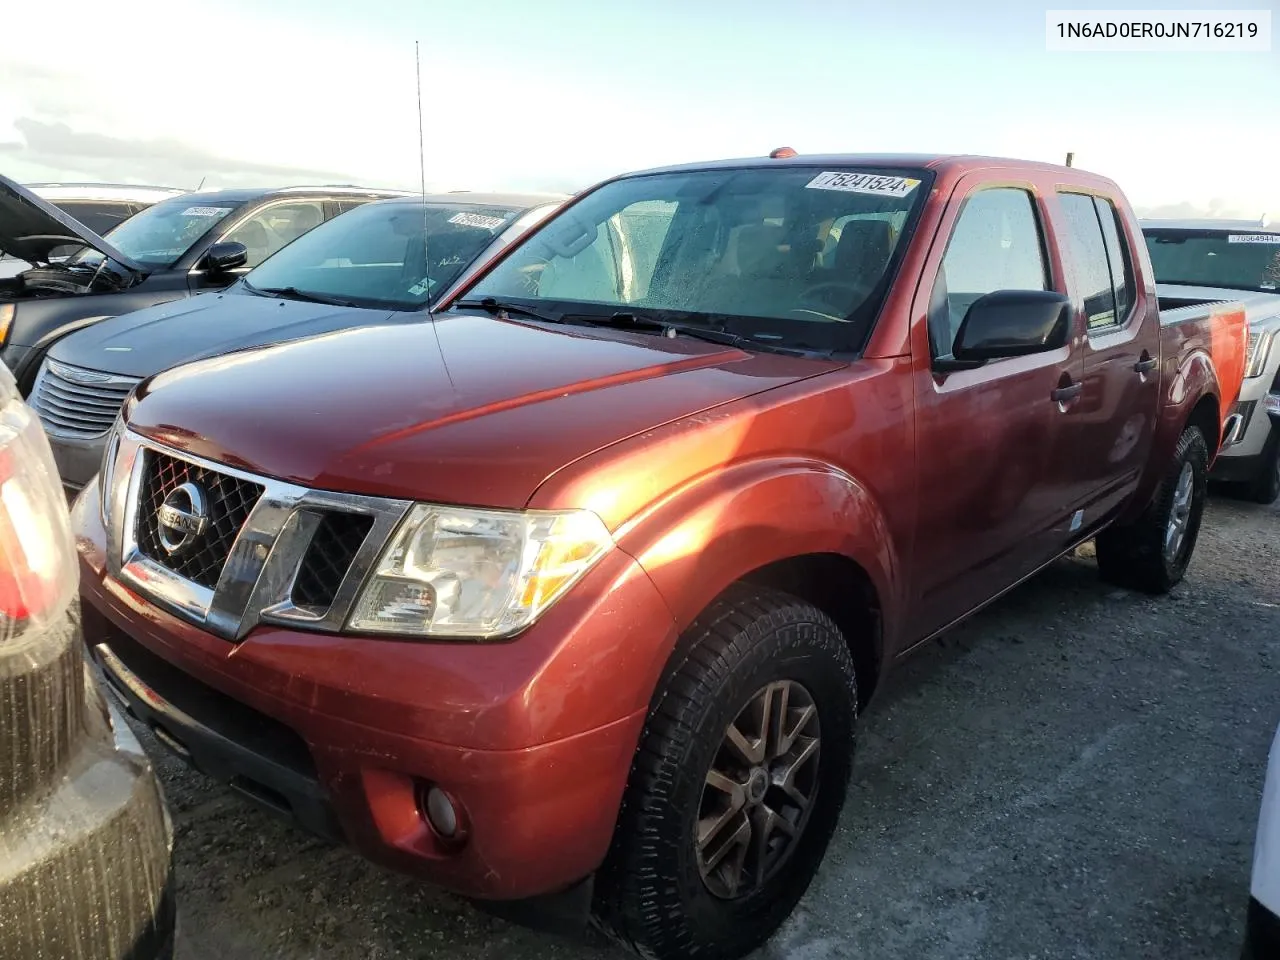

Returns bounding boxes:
[31,360,140,439]
[135,452,265,590]
[104,432,411,641]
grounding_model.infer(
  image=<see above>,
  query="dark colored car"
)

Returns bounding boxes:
[0,175,409,393]
[33,191,564,494]
[75,152,1246,960]
[0,360,174,959]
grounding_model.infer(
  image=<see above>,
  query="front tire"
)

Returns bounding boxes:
[593,585,857,960]
[1096,424,1209,594]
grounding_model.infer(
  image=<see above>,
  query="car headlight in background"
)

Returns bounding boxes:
[0,368,76,642]
[1246,327,1277,378]
[347,504,612,639]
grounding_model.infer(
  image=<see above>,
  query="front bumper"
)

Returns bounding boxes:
[74,486,675,902]
[0,618,175,960]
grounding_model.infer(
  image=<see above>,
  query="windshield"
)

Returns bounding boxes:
[68,197,240,269]
[1144,228,1280,293]
[463,166,930,351]
[241,201,522,309]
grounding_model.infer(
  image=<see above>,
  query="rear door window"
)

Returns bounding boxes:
[1059,192,1137,330]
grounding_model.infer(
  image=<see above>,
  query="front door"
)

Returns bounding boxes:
[909,181,1081,640]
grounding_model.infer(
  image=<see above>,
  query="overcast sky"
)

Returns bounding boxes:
[4,0,1277,217]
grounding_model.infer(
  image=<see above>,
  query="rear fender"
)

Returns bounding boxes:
[612,458,899,687]
[1123,347,1221,523]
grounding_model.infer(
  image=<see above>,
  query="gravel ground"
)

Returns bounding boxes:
[128,493,1279,960]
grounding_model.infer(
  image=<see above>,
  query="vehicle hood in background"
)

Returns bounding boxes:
[125,310,841,508]
[48,289,402,377]
[0,173,145,273]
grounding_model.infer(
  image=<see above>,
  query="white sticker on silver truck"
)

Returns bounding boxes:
[182,206,228,217]
[805,172,921,197]
[1227,234,1280,244]
[448,212,507,230]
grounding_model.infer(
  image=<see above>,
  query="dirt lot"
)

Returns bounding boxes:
[133,493,1280,960]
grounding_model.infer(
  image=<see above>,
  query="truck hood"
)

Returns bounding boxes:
[0,173,145,273]
[48,288,402,377]
[126,311,842,508]
[1157,283,1280,321]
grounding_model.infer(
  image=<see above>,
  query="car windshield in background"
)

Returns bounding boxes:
[463,166,930,351]
[67,197,239,269]
[1144,229,1280,293]
[241,201,522,309]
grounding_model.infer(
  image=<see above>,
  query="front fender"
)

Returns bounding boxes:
[612,457,900,681]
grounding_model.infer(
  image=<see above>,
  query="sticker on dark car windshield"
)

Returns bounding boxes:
[182,206,230,217]
[1227,234,1280,244]
[805,172,921,198]
[448,212,507,230]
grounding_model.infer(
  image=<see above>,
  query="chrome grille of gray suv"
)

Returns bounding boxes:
[30,360,140,439]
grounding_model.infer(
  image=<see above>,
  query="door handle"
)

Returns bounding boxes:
[1051,382,1083,403]
[1133,357,1157,374]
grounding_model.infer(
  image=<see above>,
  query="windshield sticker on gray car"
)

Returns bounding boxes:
[448,212,507,230]
[805,172,921,197]
[407,277,436,296]
[1227,234,1280,244]
[182,206,230,217]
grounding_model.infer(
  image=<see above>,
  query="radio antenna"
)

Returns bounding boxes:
[415,41,454,387]
[415,40,431,323]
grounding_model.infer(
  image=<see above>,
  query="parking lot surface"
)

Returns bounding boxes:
[121,494,1277,960]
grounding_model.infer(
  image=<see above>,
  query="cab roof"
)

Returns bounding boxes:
[623,152,1089,176]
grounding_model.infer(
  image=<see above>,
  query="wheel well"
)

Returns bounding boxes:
[1187,394,1221,455]
[740,553,882,708]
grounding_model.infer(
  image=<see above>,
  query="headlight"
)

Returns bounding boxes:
[1246,328,1277,378]
[347,504,612,639]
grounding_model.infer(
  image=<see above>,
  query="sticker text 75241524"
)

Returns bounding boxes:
[805,172,922,198]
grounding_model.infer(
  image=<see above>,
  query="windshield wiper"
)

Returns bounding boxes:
[454,297,563,324]
[249,285,358,308]
[571,311,749,348]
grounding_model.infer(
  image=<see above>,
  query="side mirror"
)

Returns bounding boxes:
[953,290,1071,363]
[202,241,248,274]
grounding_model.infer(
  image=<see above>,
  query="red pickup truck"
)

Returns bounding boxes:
[72,153,1246,960]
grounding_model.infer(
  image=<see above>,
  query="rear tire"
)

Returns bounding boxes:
[593,584,857,960]
[1096,425,1209,594]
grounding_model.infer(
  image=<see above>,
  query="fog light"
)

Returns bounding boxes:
[423,785,458,838]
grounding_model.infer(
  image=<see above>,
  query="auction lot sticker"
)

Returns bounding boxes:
[806,172,921,198]
[449,211,507,230]
[1227,234,1280,244]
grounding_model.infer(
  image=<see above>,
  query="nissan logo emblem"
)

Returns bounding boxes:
[155,482,209,555]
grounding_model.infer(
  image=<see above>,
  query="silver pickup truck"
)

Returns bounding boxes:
[1142,218,1280,503]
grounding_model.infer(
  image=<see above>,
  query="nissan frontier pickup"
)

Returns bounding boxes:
[72,152,1246,960]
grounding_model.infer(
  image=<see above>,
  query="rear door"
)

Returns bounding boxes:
[909,178,1082,638]
[1054,192,1160,527]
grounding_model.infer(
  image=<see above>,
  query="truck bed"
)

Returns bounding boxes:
[1158,297,1248,436]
